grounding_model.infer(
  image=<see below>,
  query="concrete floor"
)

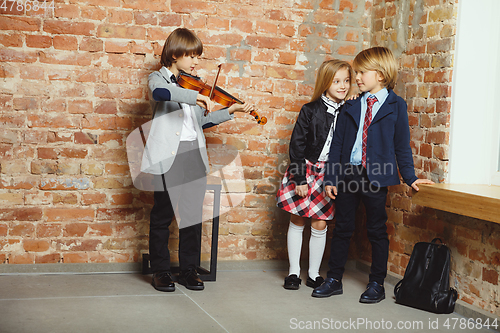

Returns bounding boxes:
[0,263,498,333]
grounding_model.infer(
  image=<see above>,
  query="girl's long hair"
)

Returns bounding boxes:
[310,59,355,102]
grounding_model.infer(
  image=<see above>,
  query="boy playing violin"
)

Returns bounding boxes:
[143,28,254,292]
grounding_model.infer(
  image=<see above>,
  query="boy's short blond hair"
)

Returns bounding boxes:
[352,47,398,90]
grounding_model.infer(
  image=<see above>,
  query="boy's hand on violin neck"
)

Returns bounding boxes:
[196,94,214,112]
[228,102,255,114]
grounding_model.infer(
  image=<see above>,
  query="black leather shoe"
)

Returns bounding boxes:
[311,277,343,298]
[179,269,204,291]
[359,281,385,303]
[284,274,301,290]
[151,272,175,292]
[306,276,324,289]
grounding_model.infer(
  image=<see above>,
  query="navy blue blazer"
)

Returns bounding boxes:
[325,90,418,188]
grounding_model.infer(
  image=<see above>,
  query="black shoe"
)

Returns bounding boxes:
[284,274,301,290]
[306,276,324,289]
[311,277,343,298]
[151,272,175,292]
[359,281,385,303]
[178,269,204,291]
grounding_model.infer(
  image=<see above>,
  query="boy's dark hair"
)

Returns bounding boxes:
[160,28,203,68]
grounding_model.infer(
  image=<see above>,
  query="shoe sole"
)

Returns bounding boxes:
[178,280,204,291]
[311,289,343,298]
[284,285,300,290]
[359,295,385,303]
[306,281,322,289]
[151,281,175,292]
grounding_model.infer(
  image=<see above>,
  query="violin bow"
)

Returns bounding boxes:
[209,64,222,100]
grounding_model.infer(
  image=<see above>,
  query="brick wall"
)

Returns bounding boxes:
[2,0,499,316]
[0,1,371,264]
[358,0,500,316]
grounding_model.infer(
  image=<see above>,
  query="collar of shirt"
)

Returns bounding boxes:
[321,94,344,115]
[163,67,177,85]
[361,87,389,121]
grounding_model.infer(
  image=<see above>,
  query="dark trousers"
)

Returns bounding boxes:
[149,141,207,273]
[327,165,389,285]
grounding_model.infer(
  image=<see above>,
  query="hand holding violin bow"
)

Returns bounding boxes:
[177,64,267,125]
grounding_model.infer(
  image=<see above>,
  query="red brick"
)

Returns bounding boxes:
[256,21,278,34]
[37,223,62,238]
[29,114,81,129]
[278,52,296,65]
[46,208,94,221]
[36,253,61,263]
[48,69,71,81]
[47,132,72,143]
[23,240,50,252]
[44,20,94,36]
[63,253,88,263]
[0,208,42,221]
[88,223,112,236]
[69,100,93,114]
[482,268,499,285]
[337,44,358,56]
[10,222,35,235]
[430,85,452,98]
[63,223,89,237]
[0,64,17,78]
[105,163,129,175]
[171,0,217,14]
[99,133,123,145]
[82,193,107,205]
[97,24,146,40]
[39,51,92,66]
[208,17,230,31]
[339,0,357,11]
[79,37,104,52]
[135,11,157,25]
[13,97,39,110]
[96,208,140,221]
[31,160,57,174]
[53,36,78,50]
[0,16,41,31]
[55,4,79,19]
[232,19,253,33]
[0,48,38,63]
[245,36,289,50]
[9,253,35,264]
[108,9,134,24]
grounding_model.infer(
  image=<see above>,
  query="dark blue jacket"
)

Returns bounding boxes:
[325,90,418,188]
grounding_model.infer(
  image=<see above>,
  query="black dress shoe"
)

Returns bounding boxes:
[311,277,343,298]
[151,272,175,292]
[359,281,385,303]
[178,269,204,291]
[306,276,324,289]
[284,274,301,290]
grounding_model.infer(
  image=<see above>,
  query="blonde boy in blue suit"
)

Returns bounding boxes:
[313,47,434,302]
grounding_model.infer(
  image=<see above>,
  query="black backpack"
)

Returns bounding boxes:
[394,238,458,314]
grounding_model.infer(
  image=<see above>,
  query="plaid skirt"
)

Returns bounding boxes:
[276,160,335,220]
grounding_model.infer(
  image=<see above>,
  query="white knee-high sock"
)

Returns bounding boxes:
[287,221,304,276]
[308,226,327,279]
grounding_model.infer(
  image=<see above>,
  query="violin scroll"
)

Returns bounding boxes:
[250,111,267,125]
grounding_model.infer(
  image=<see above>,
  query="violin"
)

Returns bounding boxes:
[177,65,267,125]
